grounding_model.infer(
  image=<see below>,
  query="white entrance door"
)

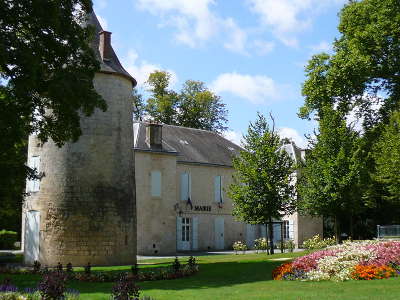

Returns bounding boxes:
[177,217,191,251]
[25,210,40,264]
[214,217,224,250]
[246,224,256,249]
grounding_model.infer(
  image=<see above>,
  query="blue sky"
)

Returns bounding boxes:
[92,0,347,147]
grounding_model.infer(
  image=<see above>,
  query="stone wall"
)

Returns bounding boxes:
[23,73,136,266]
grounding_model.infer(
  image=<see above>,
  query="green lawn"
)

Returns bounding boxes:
[1,252,400,300]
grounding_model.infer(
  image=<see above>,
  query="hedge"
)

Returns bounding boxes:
[0,230,18,250]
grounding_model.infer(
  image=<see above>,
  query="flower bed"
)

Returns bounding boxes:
[273,240,400,281]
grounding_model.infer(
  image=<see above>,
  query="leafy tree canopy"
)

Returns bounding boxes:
[297,106,365,239]
[228,113,295,252]
[0,0,105,230]
[139,70,228,133]
[300,0,400,128]
[373,110,400,203]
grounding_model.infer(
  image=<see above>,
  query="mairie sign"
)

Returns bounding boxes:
[194,205,211,212]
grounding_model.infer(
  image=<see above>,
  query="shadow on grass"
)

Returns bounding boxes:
[0,259,284,296]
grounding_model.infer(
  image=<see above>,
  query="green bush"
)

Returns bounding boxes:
[302,235,336,251]
[0,230,18,250]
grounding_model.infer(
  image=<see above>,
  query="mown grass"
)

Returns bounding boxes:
[1,252,399,300]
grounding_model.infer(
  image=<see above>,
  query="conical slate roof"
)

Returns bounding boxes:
[85,12,137,86]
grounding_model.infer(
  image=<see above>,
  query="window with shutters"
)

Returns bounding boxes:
[151,170,161,197]
[283,220,290,239]
[214,175,223,203]
[27,156,40,193]
[180,172,191,201]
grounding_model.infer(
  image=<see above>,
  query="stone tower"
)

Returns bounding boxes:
[22,12,137,266]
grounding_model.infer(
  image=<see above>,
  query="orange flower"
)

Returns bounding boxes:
[272,262,293,280]
[352,265,397,280]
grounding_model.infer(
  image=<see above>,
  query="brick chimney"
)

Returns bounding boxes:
[146,123,163,149]
[99,31,112,61]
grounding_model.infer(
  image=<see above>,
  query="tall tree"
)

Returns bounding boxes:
[297,106,364,240]
[142,70,228,133]
[300,0,400,123]
[373,111,400,208]
[177,80,228,133]
[132,88,145,121]
[228,113,295,254]
[145,71,178,125]
[298,0,400,233]
[0,0,105,230]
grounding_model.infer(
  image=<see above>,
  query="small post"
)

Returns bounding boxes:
[377,225,380,239]
[280,222,284,253]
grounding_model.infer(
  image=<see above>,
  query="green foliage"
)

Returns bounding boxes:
[145,71,179,125]
[232,241,247,253]
[172,257,181,273]
[283,240,295,253]
[300,0,400,123]
[132,88,145,121]
[0,0,106,230]
[177,80,228,133]
[372,111,400,206]
[141,70,228,133]
[299,0,400,235]
[0,230,17,250]
[254,238,268,252]
[228,113,295,249]
[302,235,336,251]
[297,106,364,239]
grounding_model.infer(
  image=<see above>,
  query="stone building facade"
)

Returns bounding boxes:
[134,122,322,255]
[22,12,137,266]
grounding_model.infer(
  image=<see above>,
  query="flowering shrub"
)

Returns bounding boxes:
[302,235,336,251]
[233,241,247,253]
[283,240,295,253]
[352,265,396,280]
[111,274,140,300]
[272,262,293,280]
[273,240,400,281]
[254,238,268,253]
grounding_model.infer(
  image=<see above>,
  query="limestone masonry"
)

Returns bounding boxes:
[22,12,137,266]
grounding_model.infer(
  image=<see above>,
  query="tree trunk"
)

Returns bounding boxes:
[335,216,340,243]
[349,213,354,240]
[268,218,274,254]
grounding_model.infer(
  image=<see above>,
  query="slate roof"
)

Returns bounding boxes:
[133,122,243,167]
[85,12,136,86]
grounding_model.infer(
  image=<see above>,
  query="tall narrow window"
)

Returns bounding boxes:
[283,220,290,239]
[214,175,223,203]
[27,156,40,192]
[180,172,191,201]
[151,170,161,197]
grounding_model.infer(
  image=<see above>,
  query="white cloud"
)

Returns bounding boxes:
[210,72,280,104]
[122,50,178,87]
[248,0,346,47]
[136,0,249,55]
[97,15,108,30]
[279,127,307,148]
[309,41,332,53]
[137,0,218,47]
[223,18,248,55]
[253,40,275,55]
[223,130,243,146]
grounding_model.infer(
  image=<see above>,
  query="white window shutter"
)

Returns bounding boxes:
[192,217,198,250]
[29,156,41,192]
[188,173,192,199]
[176,217,183,249]
[261,225,267,238]
[289,220,294,239]
[214,175,222,203]
[151,171,161,197]
[180,173,189,201]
